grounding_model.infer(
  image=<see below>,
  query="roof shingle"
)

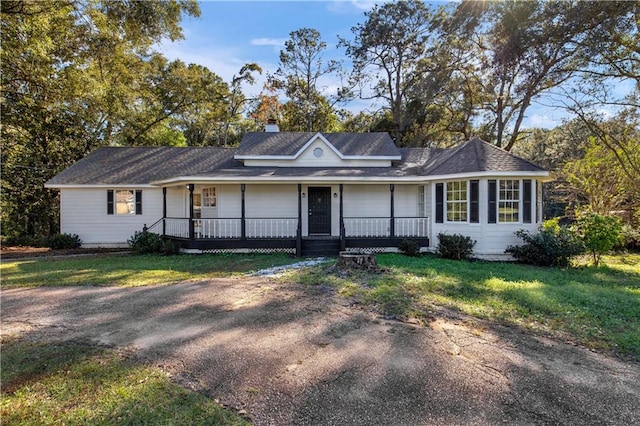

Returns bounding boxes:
[45,136,548,186]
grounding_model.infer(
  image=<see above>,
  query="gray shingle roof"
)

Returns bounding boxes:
[46,147,238,185]
[235,132,401,157]
[45,136,548,186]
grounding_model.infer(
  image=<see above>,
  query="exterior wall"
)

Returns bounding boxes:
[429,177,542,256]
[60,187,163,247]
[243,139,391,168]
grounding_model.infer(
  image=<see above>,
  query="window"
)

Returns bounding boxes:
[498,180,520,222]
[417,185,425,217]
[202,187,216,208]
[107,190,142,215]
[446,181,467,222]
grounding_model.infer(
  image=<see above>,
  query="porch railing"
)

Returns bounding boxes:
[164,217,428,240]
[165,218,189,238]
[246,218,298,238]
[344,217,429,238]
[163,217,299,239]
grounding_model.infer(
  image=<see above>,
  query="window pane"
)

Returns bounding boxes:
[446,181,468,222]
[116,190,135,215]
[498,180,519,222]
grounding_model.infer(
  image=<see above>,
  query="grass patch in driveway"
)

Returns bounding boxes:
[0,339,248,426]
[288,253,640,359]
[0,253,294,288]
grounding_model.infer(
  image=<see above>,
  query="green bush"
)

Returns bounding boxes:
[398,239,420,257]
[46,233,82,249]
[620,224,640,251]
[437,233,476,260]
[573,211,623,266]
[128,229,179,255]
[3,234,46,247]
[506,223,583,267]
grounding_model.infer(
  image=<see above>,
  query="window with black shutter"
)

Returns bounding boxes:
[523,180,532,223]
[107,190,114,215]
[135,190,142,215]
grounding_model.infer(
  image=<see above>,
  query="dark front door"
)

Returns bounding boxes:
[308,187,331,235]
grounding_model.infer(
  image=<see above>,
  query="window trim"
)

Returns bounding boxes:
[445,180,469,223]
[107,189,142,216]
[497,179,520,223]
[201,186,217,208]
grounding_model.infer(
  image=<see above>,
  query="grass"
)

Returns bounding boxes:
[0,339,248,425]
[0,253,295,288]
[286,253,640,359]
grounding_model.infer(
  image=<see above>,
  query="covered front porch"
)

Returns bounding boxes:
[149,183,430,256]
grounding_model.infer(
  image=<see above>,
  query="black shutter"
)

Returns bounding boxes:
[135,190,142,215]
[435,183,444,223]
[523,179,532,223]
[488,180,497,224]
[470,180,479,223]
[107,190,114,215]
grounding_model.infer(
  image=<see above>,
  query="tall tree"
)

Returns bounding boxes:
[271,28,342,132]
[1,0,199,238]
[340,0,436,144]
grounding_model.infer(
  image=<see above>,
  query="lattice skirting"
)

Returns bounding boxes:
[182,247,296,255]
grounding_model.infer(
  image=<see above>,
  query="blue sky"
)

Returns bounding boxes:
[157,0,622,129]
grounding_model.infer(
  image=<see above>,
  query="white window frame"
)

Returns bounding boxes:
[202,187,217,208]
[446,181,468,222]
[498,179,520,223]
[417,185,426,217]
[115,189,135,215]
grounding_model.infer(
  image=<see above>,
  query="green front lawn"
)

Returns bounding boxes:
[288,253,640,359]
[0,339,248,425]
[0,253,294,288]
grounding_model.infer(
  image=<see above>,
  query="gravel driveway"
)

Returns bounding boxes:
[2,276,639,425]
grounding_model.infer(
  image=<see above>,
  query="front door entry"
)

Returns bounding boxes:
[308,187,331,235]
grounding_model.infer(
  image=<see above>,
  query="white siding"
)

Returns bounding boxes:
[343,184,390,218]
[60,188,163,247]
[429,177,542,256]
[245,184,297,218]
[166,187,186,217]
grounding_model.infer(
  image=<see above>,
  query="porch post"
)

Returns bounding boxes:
[162,187,167,236]
[241,184,246,241]
[297,184,302,257]
[339,184,345,251]
[390,184,395,238]
[188,184,195,240]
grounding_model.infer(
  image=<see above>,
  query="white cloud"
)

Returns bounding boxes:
[250,38,287,47]
[526,114,564,129]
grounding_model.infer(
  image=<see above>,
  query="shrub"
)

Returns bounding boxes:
[437,233,476,260]
[46,233,82,249]
[573,211,623,266]
[398,239,420,257]
[128,229,163,254]
[3,234,46,247]
[506,223,583,267]
[620,224,640,252]
[128,228,179,255]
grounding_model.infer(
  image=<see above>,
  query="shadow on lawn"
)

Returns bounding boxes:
[293,253,640,359]
[2,273,639,425]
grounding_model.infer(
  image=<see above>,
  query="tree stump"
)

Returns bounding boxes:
[335,251,378,272]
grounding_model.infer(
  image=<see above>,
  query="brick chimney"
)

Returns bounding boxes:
[265,118,279,132]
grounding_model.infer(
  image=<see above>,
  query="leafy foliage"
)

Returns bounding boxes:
[398,239,420,257]
[573,211,623,266]
[506,222,584,267]
[46,233,82,249]
[437,233,476,260]
[128,229,178,255]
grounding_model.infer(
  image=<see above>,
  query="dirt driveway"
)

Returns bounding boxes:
[2,276,639,425]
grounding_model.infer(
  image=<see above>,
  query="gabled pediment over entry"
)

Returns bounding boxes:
[234,132,401,168]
